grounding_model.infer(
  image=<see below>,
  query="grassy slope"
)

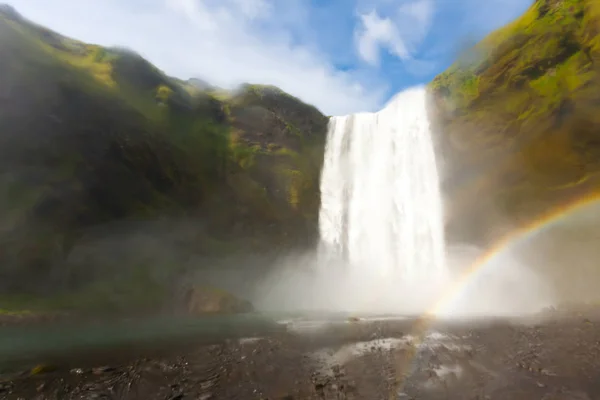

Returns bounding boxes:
[430,0,600,244]
[0,6,328,313]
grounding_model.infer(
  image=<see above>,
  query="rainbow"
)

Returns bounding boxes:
[431,191,600,316]
[388,191,600,398]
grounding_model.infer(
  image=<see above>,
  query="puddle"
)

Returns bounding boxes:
[427,332,450,341]
[276,314,409,333]
[311,337,410,375]
[434,364,463,378]
[309,331,471,376]
[238,337,263,345]
[419,333,470,351]
[422,364,464,389]
[282,320,332,333]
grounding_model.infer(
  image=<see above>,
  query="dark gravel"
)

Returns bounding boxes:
[3,306,600,399]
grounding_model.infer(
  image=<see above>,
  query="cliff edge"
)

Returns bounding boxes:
[430,0,600,245]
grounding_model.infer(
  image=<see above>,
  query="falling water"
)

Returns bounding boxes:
[257,88,548,314]
[319,86,446,281]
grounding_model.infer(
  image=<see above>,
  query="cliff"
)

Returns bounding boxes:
[0,5,328,310]
[429,0,600,245]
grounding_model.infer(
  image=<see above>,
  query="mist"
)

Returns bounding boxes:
[251,199,600,320]
[248,241,555,318]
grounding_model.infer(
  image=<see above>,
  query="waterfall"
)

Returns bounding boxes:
[257,87,549,315]
[318,86,446,281]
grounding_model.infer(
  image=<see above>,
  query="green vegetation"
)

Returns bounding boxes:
[0,6,328,315]
[430,0,600,244]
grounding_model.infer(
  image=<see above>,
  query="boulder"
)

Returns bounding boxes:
[182,285,254,315]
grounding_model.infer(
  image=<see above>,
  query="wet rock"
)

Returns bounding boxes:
[30,364,58,375]
[92,366,116,375]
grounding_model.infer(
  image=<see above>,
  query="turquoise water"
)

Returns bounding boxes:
[0,311,412,373]
[0,313,282,371]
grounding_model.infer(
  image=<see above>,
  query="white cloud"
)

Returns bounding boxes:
[229,0,272,20]
[5,0,534,115]
[354,0,435,66]
[355,11,409,65]
[397,0,434,49]
[6,0,387,115]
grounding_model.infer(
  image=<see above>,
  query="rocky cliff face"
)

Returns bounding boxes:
[429,0,600,246]
[0,5,328,307]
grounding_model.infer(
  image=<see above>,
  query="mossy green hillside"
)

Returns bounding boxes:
[430,0,600,244]
[0,6,328,312]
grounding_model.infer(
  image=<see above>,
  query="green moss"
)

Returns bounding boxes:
[0,308,32,316]
[229,138,263,169]
[279,169,302,209]
[431,0,600,243]
[0,9,328,314]
[155,84,174,103]
[432,0,592,106]
[45,41,117,88]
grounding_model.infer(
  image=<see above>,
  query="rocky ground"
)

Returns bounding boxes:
[2,306,600,399]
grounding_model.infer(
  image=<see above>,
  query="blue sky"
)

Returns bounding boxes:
[8,0,533,115]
